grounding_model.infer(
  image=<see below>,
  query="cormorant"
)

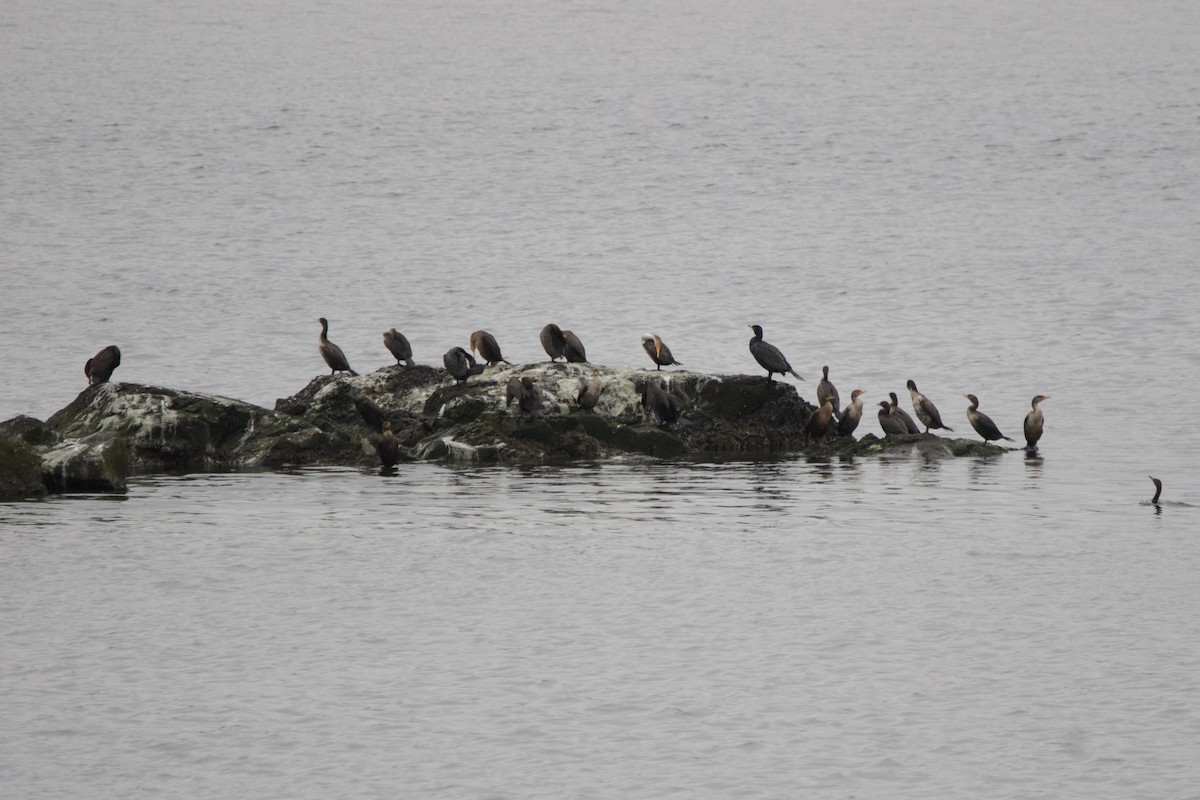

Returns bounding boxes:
[805,397,836,440]
[443,347,483,383]
[907,379,952,433]
[1150,476,1163,506]
[318,318,358,376]
[470,330,510,367]
[889,392,921,434]
[640,380,681,424]
[370,421,400,468]
[964,394,1012,444]
[505,376,525,407]
[748,325,803,383]
[817,366,840,420]
[641,333,682,370]
[540,323,567,362]
[577,370,603,412]
[562,330,587,363]
[516,377,545,417]
[1144,476,1194,507]
[84,345,121,385]
[838,389,866,436]
[1024,395,1049,450]
[383,328,415,367]
[878,400,910,436]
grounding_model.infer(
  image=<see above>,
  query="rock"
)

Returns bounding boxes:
[0,436,48,500]
[2,363,1015,497]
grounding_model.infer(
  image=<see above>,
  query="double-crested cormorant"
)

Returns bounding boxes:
[1144,476,1194,507]
[515,377,545,417]
[540,323,567,362]
[371,421,400,468]
[641,333,681,370]
[443,347,483,383]
[577,369,603,412]
[1024,395,1049,449]
[1150,476,1163,506]
[965,394,1012,444]
[84,345,121,385]
[817,366,840,420]
[805,397,836,440]
[907,379,952,433]
[562,330,587,363]
[889,392,921,434]
[469,330,510,367]
[748,325,803,383]
[505,376,525,407]
[878,400,910,436]
[383,328,415,367]
[640,380,681,424]
[318,318,358,376]
[838,389,866,436]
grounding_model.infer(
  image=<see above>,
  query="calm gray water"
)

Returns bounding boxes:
[3,0,1200,797]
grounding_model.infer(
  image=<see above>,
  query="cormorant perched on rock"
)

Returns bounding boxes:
[907,379,952,433]
[443,347,484,384]
[889,392,920,434]
[641,333,681,370]
[518,377,545,417]
[748,325,803,383]
[540,323,567,362]
[838,389,866,437]
[817,366,840,420]
[878,401,910,436]
[383,328,415,367]
[505,376,525,407]
[805,397,836,440]
[577,370,604,412]
[1023,395,1049,450]
[84,345,121,385]
[369,421,400,468]
[562,330,587,363]
[469,330,510,367]
[640,380,681,424]
[318,318,358,376]
[964,394,1012,444]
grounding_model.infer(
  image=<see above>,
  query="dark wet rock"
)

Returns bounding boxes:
[4,363,1015,496]
[0,436,48,500]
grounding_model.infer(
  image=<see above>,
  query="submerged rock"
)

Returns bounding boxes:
[3,363,1014,496]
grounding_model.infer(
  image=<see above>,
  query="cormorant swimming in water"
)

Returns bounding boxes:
[443,347,484,383]
[562,330,587,363]
[577,369,603,412]
[84,345,121,385]
[964,394,1012,444]
[817,366,840,420]
[907,379,953,434]
[748,325,803,383]
[641,333,682,370]
[539,324,567,362]
[1024,395,1049,450]
[838,389,866,437]
[383,328,415,367]
[1150,476,1163,506]
[469,330,511,367]
[1143,476,1193,507]
[318,318,358,376]
[878,400,910,436]
[889,392,921,434]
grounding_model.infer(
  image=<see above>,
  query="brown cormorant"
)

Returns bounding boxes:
[505,376,545,417]
[641,333,681,370]
[907,379,952,433]
[318,318,358,376]
[805,397,836,440]
[817,366,840,420]
[1023,395,1049,450]
[577,370,603,412]
[562,330,587,363]
[838,389,866,437]
[370,421,400,468]
[889,392,920,434]
[443,347,483,383]
[469,330,510,367]
[965,394,1012,444]
[640,379,681,424]
[540,323,567,361]
[748,325,803,383]
[84,345,121,385]
[878,400,910,436]
[383,328,415,367]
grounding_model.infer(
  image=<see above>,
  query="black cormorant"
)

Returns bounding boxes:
[318,318,358,376]
[748,325,803,383]
[965,394,1012,444]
